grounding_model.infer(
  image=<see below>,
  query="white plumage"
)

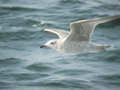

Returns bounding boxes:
[40,15,120,54]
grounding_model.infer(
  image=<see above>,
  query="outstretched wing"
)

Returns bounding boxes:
[66,15,120,41]
[44,29,69,39]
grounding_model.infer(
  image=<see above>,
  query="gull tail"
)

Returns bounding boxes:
[93,15,120,25]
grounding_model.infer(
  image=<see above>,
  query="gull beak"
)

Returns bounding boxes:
[40,45,46,48]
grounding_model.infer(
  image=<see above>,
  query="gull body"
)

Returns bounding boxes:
[44,38,104,54]
[40,15,120,54]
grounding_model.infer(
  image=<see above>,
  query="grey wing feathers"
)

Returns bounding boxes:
[92,15,120,24]
[67,15,120,41]
[44,29,69,38]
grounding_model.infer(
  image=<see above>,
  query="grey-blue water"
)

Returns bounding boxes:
[0,0,120,90]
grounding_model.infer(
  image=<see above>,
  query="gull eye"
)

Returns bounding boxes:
[51,42,55,45]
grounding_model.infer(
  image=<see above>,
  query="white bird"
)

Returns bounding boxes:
[40,15,120,54]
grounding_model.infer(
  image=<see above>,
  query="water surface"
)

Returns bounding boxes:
[0,0,120,90]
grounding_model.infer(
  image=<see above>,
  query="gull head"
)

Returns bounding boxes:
[40,39,58,49]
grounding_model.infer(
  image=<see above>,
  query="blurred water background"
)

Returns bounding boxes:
[0,0,120,90]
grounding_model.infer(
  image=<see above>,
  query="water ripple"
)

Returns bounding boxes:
[25,62,57,72]
[0,5,42,11]
[0,0,120,90]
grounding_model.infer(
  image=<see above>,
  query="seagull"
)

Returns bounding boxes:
[40,15,120,54]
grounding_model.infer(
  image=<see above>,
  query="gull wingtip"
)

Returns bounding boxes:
[44,29,49,32]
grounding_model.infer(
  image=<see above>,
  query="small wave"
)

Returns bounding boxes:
[93,74,120,86]
[0,81,12,89]
[9,73,41,81]
[32,20,56,28]
[0,57,18,61]
[6,18,41,27]
[0,30,43,41]
[105,54,120,63]
[0,58,23,68]
[59,0,84,4]
[25,62,55,72]
[0,5,41,11]
[26,77,91,89]
[97,49,120,63]
[98,74,120,80]
[54,69,92,76]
